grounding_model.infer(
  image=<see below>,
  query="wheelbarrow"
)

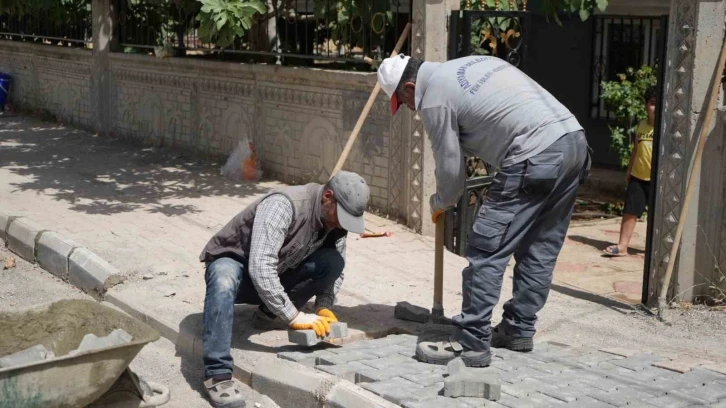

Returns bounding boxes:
[0,299,167,407]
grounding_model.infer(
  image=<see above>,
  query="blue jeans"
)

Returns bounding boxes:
[202,248,344,380]
[452,130,591,352]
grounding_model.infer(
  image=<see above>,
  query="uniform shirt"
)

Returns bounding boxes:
[249,194,346,322]
[630,119,654,181]
[415,56,583,212]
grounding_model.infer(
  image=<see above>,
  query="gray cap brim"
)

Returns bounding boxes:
[337,202,365,234]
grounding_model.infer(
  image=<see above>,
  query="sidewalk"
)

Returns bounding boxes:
[2,116,726,383]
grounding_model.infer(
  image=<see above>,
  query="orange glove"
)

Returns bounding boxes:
[316,308,338,323]
[432,210,445,224]
[289,312,330,337]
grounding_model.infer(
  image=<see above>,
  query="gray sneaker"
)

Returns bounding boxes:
[491,325,534,352]
[251,307,288,331]
[204,378,246,408]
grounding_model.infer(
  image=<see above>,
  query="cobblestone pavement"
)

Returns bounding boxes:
[279,333,726,408]
[3,116,726,385]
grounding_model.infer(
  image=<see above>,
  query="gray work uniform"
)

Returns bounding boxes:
[416,56,591,352]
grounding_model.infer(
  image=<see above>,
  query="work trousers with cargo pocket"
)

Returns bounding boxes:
[452,130,591,352]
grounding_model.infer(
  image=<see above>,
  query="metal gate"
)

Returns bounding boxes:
[443,8,531,255]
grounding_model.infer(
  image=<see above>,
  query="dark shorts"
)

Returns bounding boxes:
[623,177,650,217]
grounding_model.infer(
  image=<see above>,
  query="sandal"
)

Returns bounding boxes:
[204,378,247,408]
[603,245,627,257]
[415,337,492,367]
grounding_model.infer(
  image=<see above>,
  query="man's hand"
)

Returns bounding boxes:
[316,308,338,323]
[430,194,445,224]
[289,312,331,337]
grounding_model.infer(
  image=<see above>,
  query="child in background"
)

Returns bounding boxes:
[604,87,656,257]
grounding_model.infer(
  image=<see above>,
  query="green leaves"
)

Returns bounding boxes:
[600,65,657,168]
[196,0,267,49]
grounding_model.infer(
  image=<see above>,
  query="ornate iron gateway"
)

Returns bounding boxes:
[444,4,531,255]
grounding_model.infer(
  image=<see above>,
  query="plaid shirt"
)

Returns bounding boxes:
[249,194,346,322]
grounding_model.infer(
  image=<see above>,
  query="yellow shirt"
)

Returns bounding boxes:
[631,119,654,181]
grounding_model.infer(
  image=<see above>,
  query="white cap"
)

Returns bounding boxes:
[377,54,410,115]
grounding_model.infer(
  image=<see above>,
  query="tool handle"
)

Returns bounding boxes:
[329,23,412,180]
[433,216,445,310]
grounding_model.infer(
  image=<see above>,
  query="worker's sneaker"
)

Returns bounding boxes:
[415,337,492,367]
[251,307,288,331]
[491,325,533,352]
[204,378,246,408]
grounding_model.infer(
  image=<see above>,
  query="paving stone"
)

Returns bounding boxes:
[493,393,556,408]
[702,363,726,376]
[316,361,370,382]
[362,353,416,370]
[500,367,549,383]
[532,361,574,374]
[36,231,77,280]
[572,351,624,367]
[364,344,412,358]
[448,358,467,375]
[402,371,447,387]
[458,396,508,407]
[524,392,566,406]
[599,347,637,358]
[647,391,709,408]
[343,338,398,350]
[360,378,431,405]
[355,362,436,384]
[580,377,623,392]
[710,400,726,408]
[541,384,598,403]
[317,350,378,366]
[388,334,419,346]
[402,397,475,408]
[611,353,662,371]
[277,349,336,366]
[678,368,726,386]
[395,301,431,323]
[652,357,714,374]
[588,388,653,407]
[677,383,726,403]
[445,368,501,400]
[0,344,55,368]
[501,378,559,398]
[562,396,616,407]
[288,322,348,346]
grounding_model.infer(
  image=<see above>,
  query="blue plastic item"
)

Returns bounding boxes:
[0,72,10,108]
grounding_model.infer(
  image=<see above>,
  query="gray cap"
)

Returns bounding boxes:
[329,171,370,234]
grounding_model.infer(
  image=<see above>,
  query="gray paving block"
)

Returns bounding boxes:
[288,322,348,346]
[338,339,381,351]
[277,349,336,367]
[364,344,412,358]
[445,368,501,400]
[360,378,425,405]
[69,329,132,356]
[493,393,549,408]
[0,344,55,368]
[395,301,431,323]
[647,391,709,408]
[678,368,726,386]
[6,217,43,262]
[448,358,466,375]
[573,351,624,367]
[588,388,652,407]
[355,362,435,384]
[403,397,475,408]
[563,396,616,407]
[317,350,378,366]
[611,353,662,371]
[458,397,508,407]
[533,361,574,374]
[677,383,726,403]
[325,380,402,408]
[0,211,11,243]
[402,371,447,387]
[362,354,416,370]
[316,361,369,382]
[388,334,419,347]
[68,247,124,294]
[541,384,598,403]
[642,377,698,393]
[523,392,567,406]
[501,378,559,398]
[36,231,77,280]
[580,377,626,392]
[501,367,550,383]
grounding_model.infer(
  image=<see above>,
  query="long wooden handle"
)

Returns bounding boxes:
[434,216,445,310]
[329,23,412,180]
[657,34,726,310]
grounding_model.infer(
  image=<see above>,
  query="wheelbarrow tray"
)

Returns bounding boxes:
[0,299,160,408]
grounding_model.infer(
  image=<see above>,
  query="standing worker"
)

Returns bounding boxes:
[377,54,591,367]
[198,171,369,407]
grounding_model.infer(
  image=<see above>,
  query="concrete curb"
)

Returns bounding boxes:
[0,209,397,408]
[0,211,124,297]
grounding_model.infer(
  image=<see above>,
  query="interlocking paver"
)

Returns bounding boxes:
[402,371,448,387]
[364,344,413,358]
[402,396,474,408]
[678,368,726,386]
[316,361,369,382]
[317,350,379,366]
[580,377,622,392]
[501,378,559,398]
[277,349,336,366]
[561,396,615,407]
[360,377,424,404]
[588,387,653,407]
[541,384,599,403]
[611,353,663,371]
[677,383,726,403]
[646,391,709,408]
[573,351,625,367]
[500,367,550,383]
[361,353,417,370]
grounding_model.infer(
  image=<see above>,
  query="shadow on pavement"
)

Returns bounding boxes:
[550,282,637,314]
[0,119,270,216]
[567,235,645,256]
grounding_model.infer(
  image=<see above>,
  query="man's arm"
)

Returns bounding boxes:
[248,194,299,323]
[315,231,346,310]
[626,133,640,181]
[420,105,466,213]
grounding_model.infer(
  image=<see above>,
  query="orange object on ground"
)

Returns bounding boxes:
[242,141,258,181]
[360,231,392,238]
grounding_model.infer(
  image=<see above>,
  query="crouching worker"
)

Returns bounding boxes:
[198,171,370,408]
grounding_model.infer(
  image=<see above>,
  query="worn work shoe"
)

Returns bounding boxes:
[251,307,288,331]
[491,325,534,352]
[204,378,247,408]
[415,337,492,367]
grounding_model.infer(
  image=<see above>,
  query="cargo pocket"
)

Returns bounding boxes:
[467,206,516,253]
[521,152,563,196]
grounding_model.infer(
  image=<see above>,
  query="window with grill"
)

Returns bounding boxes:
[590,16,662,120]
